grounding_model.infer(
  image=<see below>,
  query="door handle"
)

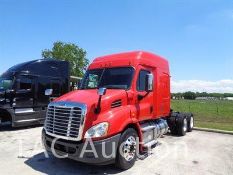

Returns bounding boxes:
[137,94,144,101]
[137,92,150,101]
[150,106,153,113]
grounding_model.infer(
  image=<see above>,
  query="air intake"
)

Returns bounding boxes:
[111,99,122,108]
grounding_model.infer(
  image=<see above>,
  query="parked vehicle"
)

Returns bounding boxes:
[42,51,194,169]
[0,59,79,127]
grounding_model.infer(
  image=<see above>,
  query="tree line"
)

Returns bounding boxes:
[172,91,233,100]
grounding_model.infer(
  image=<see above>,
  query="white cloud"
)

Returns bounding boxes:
[171,80,233,93]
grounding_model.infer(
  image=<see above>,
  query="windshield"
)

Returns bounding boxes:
[80,67,134,90]
[0,78,13,90]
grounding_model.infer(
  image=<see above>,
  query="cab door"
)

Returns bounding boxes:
[135,66,154,121]
[14,75,34,109]
[13,75,36,122]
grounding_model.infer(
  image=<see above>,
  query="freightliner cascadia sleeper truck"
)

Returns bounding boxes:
[42,51,194,170]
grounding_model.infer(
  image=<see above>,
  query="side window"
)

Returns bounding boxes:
[137,70,150,91]
[17,77,32,90]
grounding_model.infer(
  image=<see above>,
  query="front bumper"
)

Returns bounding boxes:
[42,129,121,165]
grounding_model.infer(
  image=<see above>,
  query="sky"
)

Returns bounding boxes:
[0,0,233,93]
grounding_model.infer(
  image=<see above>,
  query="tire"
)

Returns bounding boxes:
[167,116,177,135]
[187,114,194,132]
[115,128,138,170]
[177,115,187,136]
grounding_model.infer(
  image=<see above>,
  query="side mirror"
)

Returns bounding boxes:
[146,73,153,91]
[45,89,53,96]
[98,87,107,96]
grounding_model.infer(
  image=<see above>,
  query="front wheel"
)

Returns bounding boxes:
[115,128,138,170]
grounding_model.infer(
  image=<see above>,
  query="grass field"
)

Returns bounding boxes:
[171,100,233,131]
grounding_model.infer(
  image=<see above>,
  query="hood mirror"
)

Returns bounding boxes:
[95,87,107,114]
[98,87,107,96]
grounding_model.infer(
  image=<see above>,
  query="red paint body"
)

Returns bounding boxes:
[55,51,170,141]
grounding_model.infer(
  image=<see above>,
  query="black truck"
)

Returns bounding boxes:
[0,59,77,127]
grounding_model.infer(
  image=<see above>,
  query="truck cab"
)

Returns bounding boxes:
[0,59,70,127]
[42,51,194,169]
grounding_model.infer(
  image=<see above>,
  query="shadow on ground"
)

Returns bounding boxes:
[25,152,123,175]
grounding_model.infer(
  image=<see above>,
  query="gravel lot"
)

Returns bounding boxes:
[0,126,233,175]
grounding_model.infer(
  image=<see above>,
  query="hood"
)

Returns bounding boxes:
[52,89,129,140]
[54,89,128,111]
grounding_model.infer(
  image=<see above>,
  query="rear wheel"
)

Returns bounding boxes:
[177,116,187,136]
[115,128,138,170]
[167,116,177,135]
[187,115,194,132]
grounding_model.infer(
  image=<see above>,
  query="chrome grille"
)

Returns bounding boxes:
[45,101,87,141]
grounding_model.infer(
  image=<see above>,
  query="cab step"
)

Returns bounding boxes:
[143,140,158,148]
[141,125,156,132]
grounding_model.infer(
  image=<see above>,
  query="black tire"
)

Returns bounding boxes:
[167,116,177,135]
[115,128,138,170]
[177,115,187,136]
[187,114,194,132]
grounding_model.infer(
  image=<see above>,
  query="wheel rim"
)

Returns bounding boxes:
[122,136,136,161]
[190,117,194,128]
[183,118,187,132]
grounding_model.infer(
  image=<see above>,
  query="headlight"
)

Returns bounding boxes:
[84,122,109,138]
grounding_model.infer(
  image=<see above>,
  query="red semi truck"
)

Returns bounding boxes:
[42,51,194,170]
